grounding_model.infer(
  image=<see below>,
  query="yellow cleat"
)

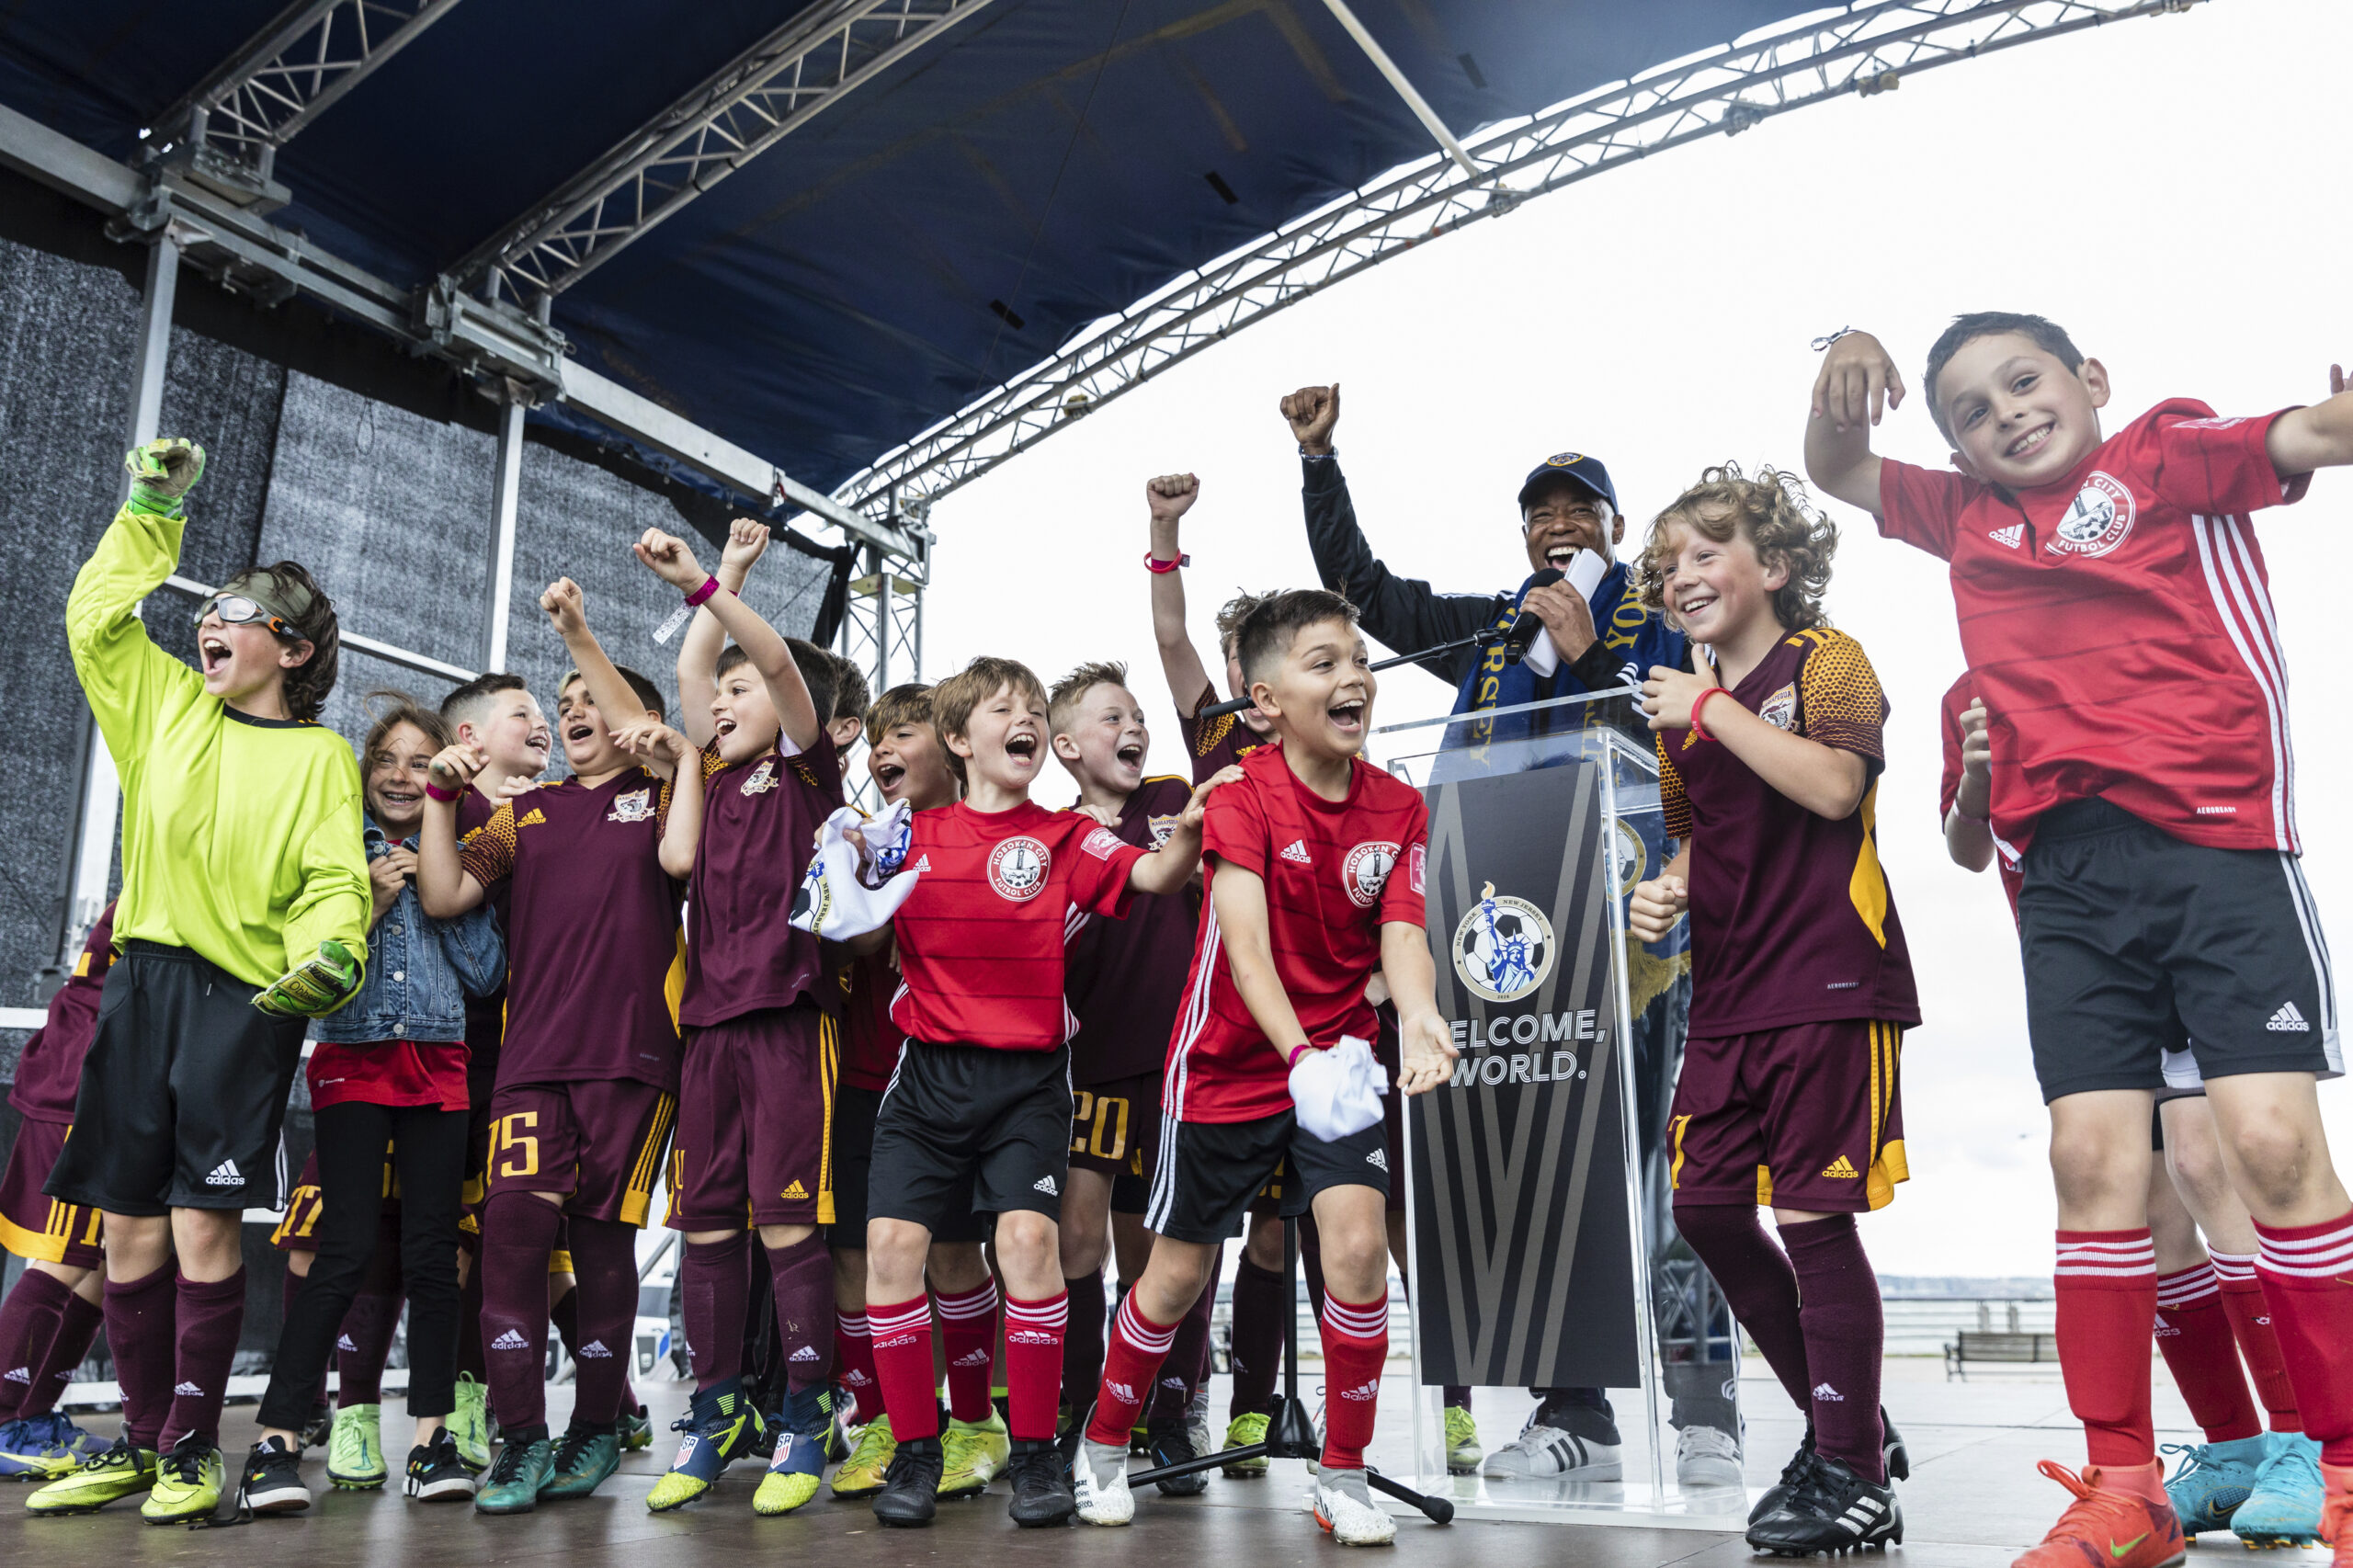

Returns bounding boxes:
[938,1410,1009,1498]
[140,1436,223,1525]
[1222,1412,1271,1478]
[831,1412,895,1498]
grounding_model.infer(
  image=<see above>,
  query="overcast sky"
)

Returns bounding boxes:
[919,0,2353,1278]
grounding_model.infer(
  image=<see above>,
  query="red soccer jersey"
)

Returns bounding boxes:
[683,734,844,1026]
[888,800,1150,1051]
[1063,775,1200,1085]
[839,953,904,1092]
[1878,400,2310,855]
[1938,674,2024,916]
[1180,679,1273,785]
[9,903,116,1123]
[307,1040,471,1112]
[1165,745,1429,1125]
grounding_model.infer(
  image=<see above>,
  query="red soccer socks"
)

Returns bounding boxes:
[2254,1210,2353,1465]
[870,1296,940,1443]
[2055,1230,2158,1468]
[1002,1292,1067,1442]
[1087,1291,1177,1448]
[2154,1261,2261,1443]
[2211,1248,2302,1431]
[1317,1293,1388,1471]
[936,1278,999,1423]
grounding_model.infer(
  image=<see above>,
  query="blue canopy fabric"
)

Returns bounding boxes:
[0,1,1830,496]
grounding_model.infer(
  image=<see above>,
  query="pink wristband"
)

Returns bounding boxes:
[1288,1044,1315,1067]
[685,574,722,608]
[1144,552,1189,574]
[425,781,460,803]
[1689,686,1732,742]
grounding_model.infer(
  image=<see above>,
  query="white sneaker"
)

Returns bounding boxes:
[1482,1423,1622,1481]
[1073,1443,1133,1527]
[1313,1468,1397,1546]
[1675,1423,1744,1488]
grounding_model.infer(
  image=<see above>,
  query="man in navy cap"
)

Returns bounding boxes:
[1277,383,1748,1494]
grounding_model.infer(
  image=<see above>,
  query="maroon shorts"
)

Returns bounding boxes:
[1070,1074,1160,1181]
[271,1145,401,1253]
[484,1079,676,1227]
[1669,1019,1908,1214]
[667,1006,835,1230]
[0,1119,102,1268]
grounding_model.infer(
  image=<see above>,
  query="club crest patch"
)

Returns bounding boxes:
[607,789,654,824]
[740,758,778,796]
[988,835,1050,902]
[1080,827,1125,860]
[1408,843,1426,896]
[1343,840,1400,908]
[1146,813,1183,847]
[2050,470,2136,559]
[1759,682,1799,732]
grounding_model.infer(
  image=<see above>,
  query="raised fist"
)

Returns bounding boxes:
[1145,472,1199,526]
[123,438,207,507]
[720,518,771,580]
[1279,383,1340,455]
[632,528,706,590]
[540,577,587,638]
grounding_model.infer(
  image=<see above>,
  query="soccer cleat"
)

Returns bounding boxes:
[2160,1436,2265,1534]
[833,1411,896,1497]
[1676,1422,1745,1489]
[1187,1388,1216,1469]
[1443,1404,1483,1475]
[241,1435,310,1514]
[474,1435,555,1515]
[1745,1450,1900,1556]
[938,1407,1009,1498]
[326,1401,388,1490]
[2234,1431,2325,1548]
[1751,1409,1907,1525]
[297,1397,335,1452]
[1130,1421,1152,1456]
[1222,1411,1271,1477]
[540,1425,620,1501]
[448,1374,493,1472]
[404,1428,475,1503]
[1005,1437,1076,1527]
[1146,1411,1209,1496]
[1313,1465,1398,1547]
[2320,1461,2353,1568]
[24,1435,157,1514]
[0,1413,107,1481]
[619,1402,653,1452]
[647,1378,764,1512]
[1482,1419,1622,1481]
[872,1435,944,1528]
[2011,1459,2185,1568]
[140,1433,224,1525]
[753,1384,833,1517]
[1074,1440,1134,1526]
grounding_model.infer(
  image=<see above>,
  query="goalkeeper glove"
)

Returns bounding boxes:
[122,438,206,517]
[254,939,360,1018]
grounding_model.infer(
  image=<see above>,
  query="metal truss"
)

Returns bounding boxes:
[835,539,926,802]
[834,0,2207,521]
[453,0,995,300]
[143,0,466,209]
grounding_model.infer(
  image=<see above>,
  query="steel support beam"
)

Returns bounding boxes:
[483,392,526,673]
[1319,0,1483,182]
[161,575,477,685]
[835,0,2207,519]
[452,0,996,301]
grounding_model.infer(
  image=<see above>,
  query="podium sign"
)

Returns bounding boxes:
[1408,758,1640,1391]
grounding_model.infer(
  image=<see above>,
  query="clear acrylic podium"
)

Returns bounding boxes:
[1375,688,1747,1529]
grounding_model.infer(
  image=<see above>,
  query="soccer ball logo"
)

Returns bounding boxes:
[2050,471,2136,558]
[1452,882,1556,1004]
[1343,841,1400,908]
[988,835,1050,902]
[1611,818,1647,899]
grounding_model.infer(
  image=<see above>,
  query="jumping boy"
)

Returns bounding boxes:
[418,577,701,1515]
[1074,587,1456,1548]
[1626,465,1916,1556]
[1807,320,2353,1567]
[839,655,1224,1529]
[37,439,370,1523]
[633,519,846,1517]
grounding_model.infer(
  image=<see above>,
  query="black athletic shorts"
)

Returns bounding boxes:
[831,1082,988,1244]
[1143,1108,1389,1246]
[47,940,308,1215]
[2019,800,2342,1103]
[869,1041,1071,1233]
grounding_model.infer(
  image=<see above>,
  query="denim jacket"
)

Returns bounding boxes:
[313,816,506,1045]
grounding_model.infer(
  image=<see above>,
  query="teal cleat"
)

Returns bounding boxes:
[474,1435,555,1515]
[539,1425,621,1501]
[2234,1431,2325,1547]
[2162,1436,2266,1534]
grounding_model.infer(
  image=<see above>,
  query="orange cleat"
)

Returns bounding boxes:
[2010,1460,2185,1568]
[2321,1461,2353,1567]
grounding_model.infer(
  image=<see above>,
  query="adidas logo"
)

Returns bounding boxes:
[336,1334,358,1352]
[577,1339,613,1358]
[3,1367,28,1384]
[204,1159,244,1188]
[953,1349,992,1367]
[1989,522,2025,549]
[790,1345,822,1362]
[781,1180,809,1199]
[1337,1380,1381,1402]
[2153,1313,2178,1337]
[1034,1175,1058,1195]
[844,1369,873,1386]
[1366,1148,1388,1171]
[1813,1382,1844,1403]
[1160,1377,1188,1391]
[911,854,932,873]
[2268,1002,2311,1032]
[1107,1381,1136,1403]
[1820,1155,1860,1179]
[1007,1330,1056,1346]
[175,1381,205,1397]
[1280,839,1313,865]
[517,807,547,827]
[491,1329,531,1351]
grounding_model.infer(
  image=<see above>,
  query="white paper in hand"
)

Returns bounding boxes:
[789,801,921,939]
[1288,1034,1388,1142]
[1521,549,1611,678]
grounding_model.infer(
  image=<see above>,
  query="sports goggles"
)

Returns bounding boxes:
[191,593,301,640]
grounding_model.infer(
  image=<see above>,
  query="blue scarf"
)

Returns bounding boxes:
[1448,562,1685,745]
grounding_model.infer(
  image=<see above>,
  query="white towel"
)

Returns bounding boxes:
[789,801,922,939]
[1288,1034,1388,1142]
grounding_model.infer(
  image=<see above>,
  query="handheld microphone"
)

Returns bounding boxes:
[1495,567,1565,665]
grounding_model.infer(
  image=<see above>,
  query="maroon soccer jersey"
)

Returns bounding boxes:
[1938,674,2023,916]
[1657,628,1918,1037]
[840,953,905,1092]
[1063,775,1200,1085]
[888,800,1149,1051]
[1165,745,1429,1125]
[1180,679,1273,785]
[9,903,116,1123]
[682,733,844,1026]
[460,767,685,1090]
[1878,401,2309,855]
[456,789,510,1074]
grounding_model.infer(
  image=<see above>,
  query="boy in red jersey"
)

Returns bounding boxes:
[1626,467,1915,1557]
[845,654,1222,1529]
[418,578,702,1514]
[1075,588,1455,1547]
[1809,322,2353,1567]
[1050,660,1221,1491]
[630,519,846,1517]
[0,903,115,1480]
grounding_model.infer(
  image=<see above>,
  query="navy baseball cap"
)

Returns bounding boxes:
[1517,451,1617,513]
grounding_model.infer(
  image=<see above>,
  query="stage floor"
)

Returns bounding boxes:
[0,1362,2324,1567]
